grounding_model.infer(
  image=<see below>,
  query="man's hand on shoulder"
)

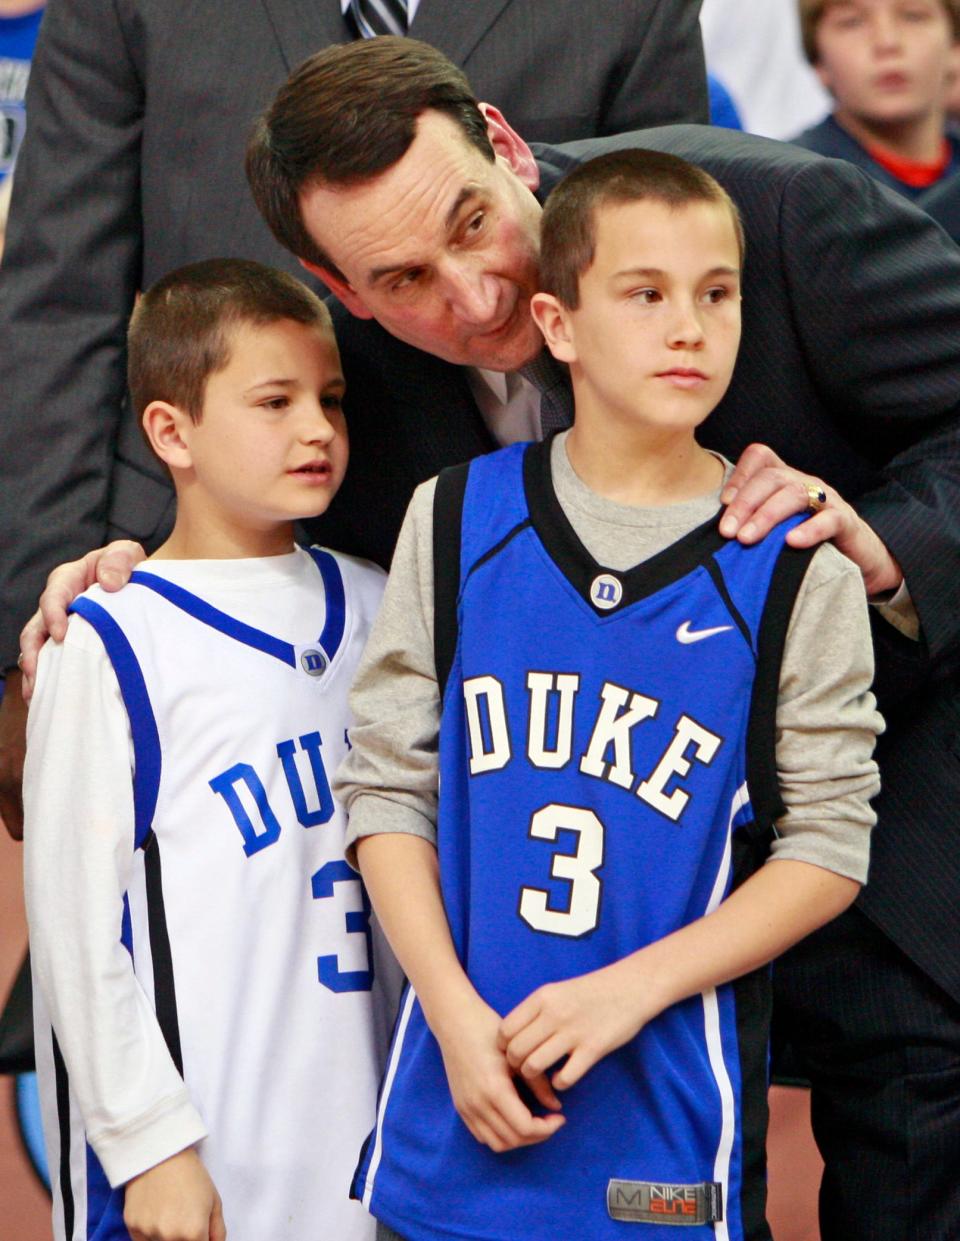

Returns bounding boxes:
[18,540,147,697]
[719,443,903,597]
[1,539,147,838]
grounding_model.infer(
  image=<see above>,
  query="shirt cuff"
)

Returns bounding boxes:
[92,1089,208,1189]
[344,793,438,867]
[869,578,919,642]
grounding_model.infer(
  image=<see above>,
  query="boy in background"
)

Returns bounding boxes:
[24,258,398,1241]
[337,150,883,1241]
[793,0,960,199]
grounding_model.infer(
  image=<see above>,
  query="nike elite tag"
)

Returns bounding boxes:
[607,1180,723,1226]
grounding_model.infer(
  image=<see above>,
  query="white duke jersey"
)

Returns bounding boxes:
[355,442,814,1241]
[35,547,397,1241]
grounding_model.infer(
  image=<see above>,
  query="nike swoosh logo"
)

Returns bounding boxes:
[676,621,734,644]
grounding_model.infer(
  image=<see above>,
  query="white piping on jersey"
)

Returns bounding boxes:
[362,984,418,1210]
[701,780,750,1241]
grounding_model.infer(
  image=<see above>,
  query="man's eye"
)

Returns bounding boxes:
[465,211,485,236]
[392,268,423,291]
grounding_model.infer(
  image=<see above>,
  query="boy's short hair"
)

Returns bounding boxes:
[539,149,745,311]
[128,257,332,421]
[798,0,960,63]
[245,37,492,276]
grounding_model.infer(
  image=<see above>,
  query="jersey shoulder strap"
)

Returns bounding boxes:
[432,443,533,700]
[433,462,471,702]
[746,538,819,831]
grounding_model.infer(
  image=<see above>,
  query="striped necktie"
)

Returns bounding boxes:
[348,0,409,38]
[518,350,574,439]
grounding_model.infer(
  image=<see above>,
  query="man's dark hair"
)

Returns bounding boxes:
[539,149,745,310]
[246,36,493,277]
[128,257,332,422]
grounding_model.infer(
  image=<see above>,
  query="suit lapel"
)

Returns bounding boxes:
[411,0,514,67]
[257,0,350,72]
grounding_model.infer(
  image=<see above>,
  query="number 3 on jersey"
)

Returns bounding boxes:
[519,804,604,938]
[311,860,375,992]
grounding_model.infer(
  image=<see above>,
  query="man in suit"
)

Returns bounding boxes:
[0,0,707,835]
[13,34,960,1239]
[237,39,956,1240]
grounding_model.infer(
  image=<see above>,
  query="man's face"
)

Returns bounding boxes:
[547,199,742,439]
[815,0,956,128]
[299,109,545,372]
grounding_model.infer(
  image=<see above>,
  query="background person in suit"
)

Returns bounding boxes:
[18,36,960,1238]
[0,0,708,837]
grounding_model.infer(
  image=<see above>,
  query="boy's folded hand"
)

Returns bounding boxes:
[434,993,565,1153]
[124,1147,226,1241]
[499,962,652,1092]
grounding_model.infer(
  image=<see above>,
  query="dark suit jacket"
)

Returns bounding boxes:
[316,128,960,1007]
[0,0,707,663]
[793,115,960,245]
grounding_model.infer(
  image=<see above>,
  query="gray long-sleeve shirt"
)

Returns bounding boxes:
[335,437,883,883]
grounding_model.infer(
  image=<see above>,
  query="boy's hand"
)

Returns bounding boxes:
[719,443,902,597]
[123,1148,226,1241]
[434,993,565,1153]
[18,540,146,697]
[498,963,654,1092]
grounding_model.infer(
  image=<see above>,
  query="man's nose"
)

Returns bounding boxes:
[444,261,500,325]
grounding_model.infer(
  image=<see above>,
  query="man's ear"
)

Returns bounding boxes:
[142,401,195,471]
[530,292,576,365]
[479,103,540,192]
[298,258,375,321]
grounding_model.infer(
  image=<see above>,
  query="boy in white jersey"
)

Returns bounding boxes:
[337,152,883,1241]
[24,259,398,1241]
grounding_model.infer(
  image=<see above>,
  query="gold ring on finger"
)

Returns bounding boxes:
[804,482,827,513]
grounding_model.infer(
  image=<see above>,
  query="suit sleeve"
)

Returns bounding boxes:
[779,158,960,699]
[0,0,144,666]
[599,0,709,132]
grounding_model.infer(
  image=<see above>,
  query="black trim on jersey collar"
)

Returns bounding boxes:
[522,438,728,615]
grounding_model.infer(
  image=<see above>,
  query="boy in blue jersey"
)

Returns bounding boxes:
[337,151,883,1240]
[24,259,398,1241]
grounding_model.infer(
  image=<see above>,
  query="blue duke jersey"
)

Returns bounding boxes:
[354,443,814,1241]
[32,548,399,1241]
